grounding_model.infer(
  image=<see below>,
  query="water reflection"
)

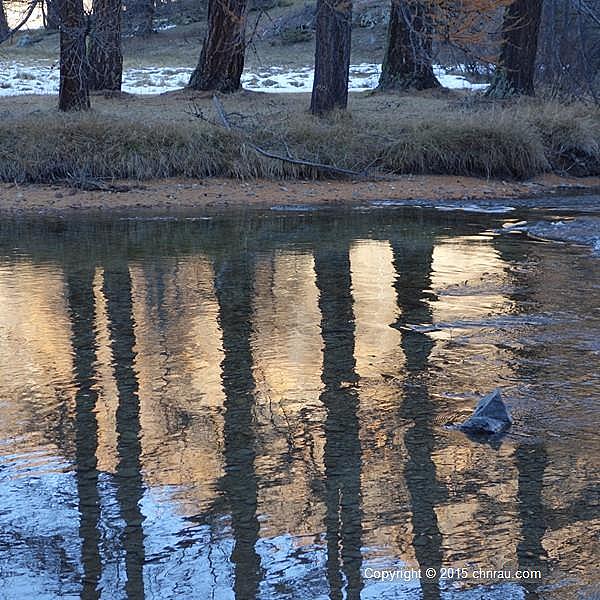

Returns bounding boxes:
[392,236,444,600]
[215,252,263,599]
[494,238,549,598]
[314,244,363,600]
[66,267,102,599]
[0,209,598,599]
[516,443,548,599]
[103,264,146,598]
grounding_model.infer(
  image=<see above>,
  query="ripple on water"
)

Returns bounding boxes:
[0,208,597,598]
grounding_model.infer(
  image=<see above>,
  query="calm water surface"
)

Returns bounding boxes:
[0,206,598,599]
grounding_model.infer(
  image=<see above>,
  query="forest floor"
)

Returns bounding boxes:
[1,0,392,70]
[1,174,599,215]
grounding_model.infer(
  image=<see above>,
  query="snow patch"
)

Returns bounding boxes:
[0,60,489,97]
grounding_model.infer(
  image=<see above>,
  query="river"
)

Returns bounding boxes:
[0,202,598,599]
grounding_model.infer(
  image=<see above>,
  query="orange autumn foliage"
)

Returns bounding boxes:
[417,0,513,58]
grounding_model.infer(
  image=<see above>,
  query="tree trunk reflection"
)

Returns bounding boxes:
[314,245,363,600]
[392,237,444,600]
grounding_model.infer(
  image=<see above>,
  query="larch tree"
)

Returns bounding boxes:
[379,0,440,91]
[58,0,90,111]
[0,0,9,41]
[188,0,248,92]
[379,0,511,91]
[88,0,123,90]
[487,0,545,96]
[310,0,352,115]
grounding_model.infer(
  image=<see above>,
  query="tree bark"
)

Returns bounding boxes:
[45,0,61,30]
[188,0,247,92]
[487,0,544,96]
[58,0,90,111]
[125,0,154,36]
[0,0,9,42]
[379,0,440,91]
[88,0,122,91]
[310,0,352,115]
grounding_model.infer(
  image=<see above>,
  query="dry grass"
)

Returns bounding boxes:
[527,100,600,176]
[0,90,598,184]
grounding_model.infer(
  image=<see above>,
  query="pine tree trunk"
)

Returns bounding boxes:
[125,0,154,36]
[379,0,440,91]
[188,0,247,92]
[58,0,90,111]
[0,0,9,42]
[45,0,61,30]
[88,0,122,91]
[310,0,352,115]
[487,0,544,97]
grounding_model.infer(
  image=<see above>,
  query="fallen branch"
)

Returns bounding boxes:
[62,173,133,192]
[211,95,369,178]
[248,143,368,177]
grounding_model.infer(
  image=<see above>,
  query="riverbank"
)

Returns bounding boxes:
[1,91,599,187]
[1,173,599,215]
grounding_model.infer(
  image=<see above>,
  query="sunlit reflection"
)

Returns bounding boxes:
[251,251,326,538]
[0,212,598,599]
[92,267,119,474]
[0,262,75,459]
[130,257,226,514]
[351,240,402,379]
[431,236,513,324]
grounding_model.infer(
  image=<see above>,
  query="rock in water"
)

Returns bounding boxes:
[458,389,512,435]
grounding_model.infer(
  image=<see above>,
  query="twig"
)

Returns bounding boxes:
[212,96,231,129]
[211,95,368,178]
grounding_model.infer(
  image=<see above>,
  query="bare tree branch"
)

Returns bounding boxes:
[0,0,39,44]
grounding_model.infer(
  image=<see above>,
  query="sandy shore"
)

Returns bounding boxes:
[1,174,599,215]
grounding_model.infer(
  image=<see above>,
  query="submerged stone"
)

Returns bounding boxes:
[458,389,512,435]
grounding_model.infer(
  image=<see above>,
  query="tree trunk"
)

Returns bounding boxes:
[125,0,154,36]
[58,0,90,111]
[310,0,352,115]
[45,0,61,30]
[88,0,122,91]
[487,0,544,96]
[379,0,440,91]
[0,0,9,42]
[188,0,247,92]
[0,0,10,42]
